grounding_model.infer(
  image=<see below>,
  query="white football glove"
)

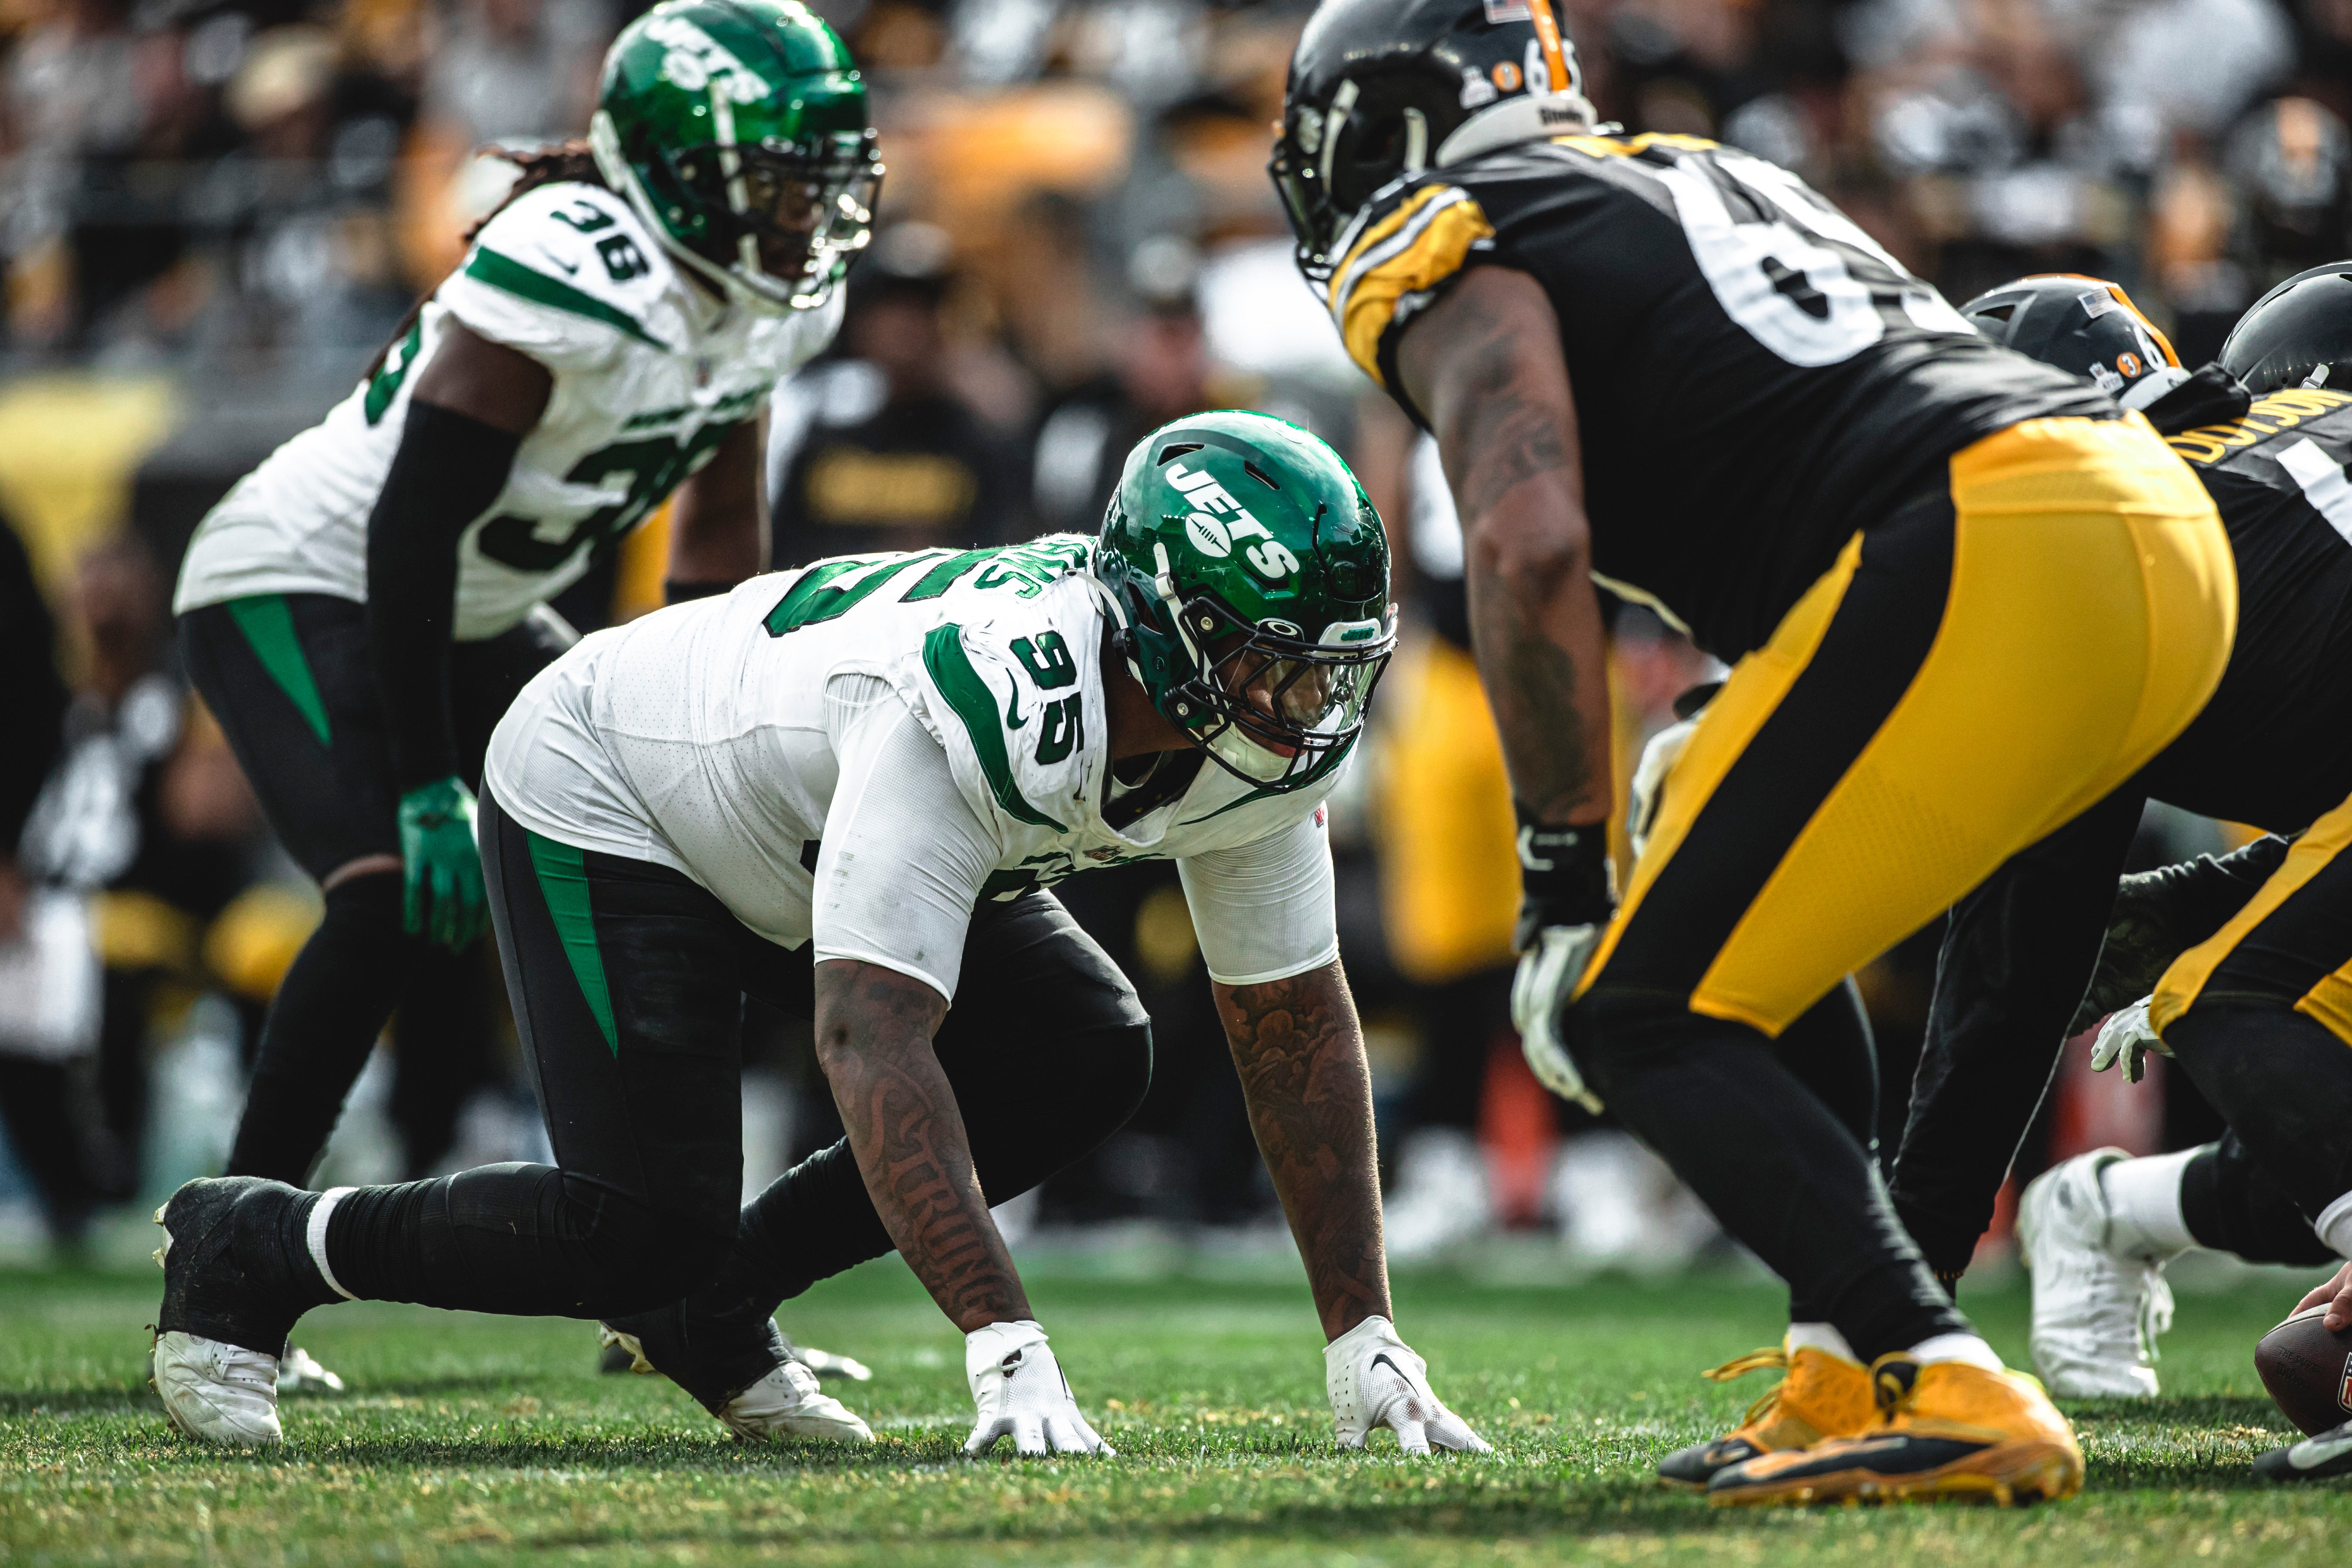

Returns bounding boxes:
[962,1320,1113,1458]
[1628,711,1701,863]
[1326,1316,1491,1455]
[2088,996,2171,1084]
[1512,925,1605,1112]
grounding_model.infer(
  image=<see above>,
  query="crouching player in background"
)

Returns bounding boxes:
[148,410,1491,1463]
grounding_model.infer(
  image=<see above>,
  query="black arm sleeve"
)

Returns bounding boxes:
[1889,787,2146,1278]
[365,401,522,792]
[2068,832,2297,1029]
[0,516,67,850]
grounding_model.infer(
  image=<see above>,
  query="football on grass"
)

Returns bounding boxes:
[2254,1305,2352,1436]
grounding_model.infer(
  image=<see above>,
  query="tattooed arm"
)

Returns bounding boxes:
[1395,265,1611,828]
[813,958,1031,1332]
[1217,959,1392,1340]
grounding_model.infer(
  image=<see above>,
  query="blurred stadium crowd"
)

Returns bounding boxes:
[1,0,2348,1271]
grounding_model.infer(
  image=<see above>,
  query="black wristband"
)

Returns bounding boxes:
[364,400,521,791]
[1515,805,1615,942]
[664,578,734,604]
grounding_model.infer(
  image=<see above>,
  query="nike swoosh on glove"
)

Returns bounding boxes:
[2088,997,2170,1084]
[1326,1315,1491,1455]
[1512,925,1604,1112]
[963,1320,1114,1458]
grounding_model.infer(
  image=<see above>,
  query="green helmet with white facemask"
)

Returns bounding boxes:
[591,0,881,312]
[1095,410,1396,793]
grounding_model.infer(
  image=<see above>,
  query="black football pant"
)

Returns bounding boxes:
[181,594,572,1184]
[315,787,1153,1319]
[1565,417,2232,1363]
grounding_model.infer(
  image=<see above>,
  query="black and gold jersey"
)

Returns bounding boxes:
[1328,132,2113,660]
[2141,383,2352,831]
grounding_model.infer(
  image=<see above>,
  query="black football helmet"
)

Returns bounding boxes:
[1957,274,2184,409]
[1271,0,1601,283]
[2221,262,2352,396]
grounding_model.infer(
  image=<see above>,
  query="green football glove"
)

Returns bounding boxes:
[398,776,486,951]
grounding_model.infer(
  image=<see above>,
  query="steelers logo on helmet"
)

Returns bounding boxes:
[1269,0,1601,284]
[1958,273,2184,409]
[1096,411,1396,793]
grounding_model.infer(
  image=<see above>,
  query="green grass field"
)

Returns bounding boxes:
[4,1256,2347,1567]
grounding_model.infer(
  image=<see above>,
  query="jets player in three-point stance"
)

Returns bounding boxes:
[149,409,1491,1461]
[1276,0,2235,1504]
[166,0,875,1392]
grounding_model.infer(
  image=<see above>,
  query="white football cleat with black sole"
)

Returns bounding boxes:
[2017,1148,2174,1398]
[2256,1418,2352,1482]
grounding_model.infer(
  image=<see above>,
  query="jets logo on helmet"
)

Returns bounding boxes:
[591,0,882,313]
[1270,0,1603,284]
[1167,461,1301,578]
[1094,410,1396,793]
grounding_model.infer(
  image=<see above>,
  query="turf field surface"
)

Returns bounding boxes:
[4,1258,2347,1567]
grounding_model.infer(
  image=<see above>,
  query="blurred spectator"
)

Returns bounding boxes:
[420,0,601,149]
[769,223,1030,564]
[1031,235,1216,534]
[2,533,260,1244]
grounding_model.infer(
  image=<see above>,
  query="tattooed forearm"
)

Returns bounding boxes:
[1217,961,1391,1339]
[814,959,1031,1332]
[1399,264,1613,825]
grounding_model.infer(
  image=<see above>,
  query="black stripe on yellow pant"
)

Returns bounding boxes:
[1577,413,2233,1036]
[2153,792,2352,1042]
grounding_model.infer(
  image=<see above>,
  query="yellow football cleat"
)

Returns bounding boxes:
[1655,1340,1876,1489]
[1706,1354,2084,1507]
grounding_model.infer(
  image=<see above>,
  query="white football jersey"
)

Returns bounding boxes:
[486,535,1345,995]
[175,180,842,640]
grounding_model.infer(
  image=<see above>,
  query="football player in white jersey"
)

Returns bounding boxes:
[171,0,872,1219]
[150,410,1493,1461]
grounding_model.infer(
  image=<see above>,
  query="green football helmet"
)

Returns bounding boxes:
[590,0,881,312]
[1094,410,1396,793]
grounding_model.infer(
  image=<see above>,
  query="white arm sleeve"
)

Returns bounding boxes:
[810,675,1007,1001]
[1177,813,1341,987]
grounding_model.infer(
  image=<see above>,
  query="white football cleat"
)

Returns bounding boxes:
[717,1359,874,1445]
[151,1330,282,1446]
[2018,1148,2174,1398]
[277,1344,346,1395]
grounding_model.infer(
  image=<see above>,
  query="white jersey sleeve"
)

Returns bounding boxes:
[1177,809,1340,986]
[435,183,675,373]
[810,673,1007,1001]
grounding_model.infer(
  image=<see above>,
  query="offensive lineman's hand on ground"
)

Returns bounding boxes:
[1325,1316,1491,1455]
[963,1320,1113,1457]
